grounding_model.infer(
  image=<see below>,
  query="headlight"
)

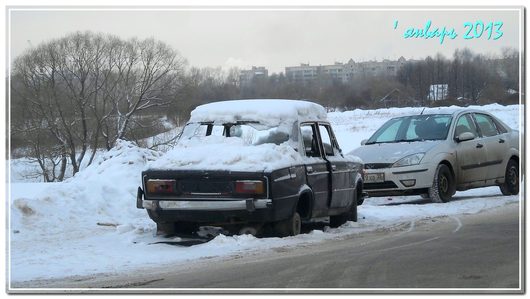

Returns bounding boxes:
[392,153,425,168]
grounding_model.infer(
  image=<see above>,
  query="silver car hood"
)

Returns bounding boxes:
[349,141,442,164]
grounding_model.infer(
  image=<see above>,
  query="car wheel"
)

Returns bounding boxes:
[429,164,455,203]
[499,159,519,195]
[274,212,301,237]
[356,183,365,206]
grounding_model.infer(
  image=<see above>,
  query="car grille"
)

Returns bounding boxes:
[364,181,398,190]
[364,163,392,169]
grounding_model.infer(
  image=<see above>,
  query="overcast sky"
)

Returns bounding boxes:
[9,8,522,73]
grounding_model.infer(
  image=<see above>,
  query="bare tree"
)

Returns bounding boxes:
[11,31,187,180]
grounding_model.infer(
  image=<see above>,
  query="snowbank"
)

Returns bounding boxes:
[11,140,160,247]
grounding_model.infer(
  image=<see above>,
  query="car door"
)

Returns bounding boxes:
[453,113,488,184]
[300,123,331,216]
[317,123,354,209]
[472,113,510,181]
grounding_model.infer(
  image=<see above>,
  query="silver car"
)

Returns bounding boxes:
[349,108,520,203]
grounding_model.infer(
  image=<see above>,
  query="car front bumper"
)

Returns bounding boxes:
[363,162,437,196]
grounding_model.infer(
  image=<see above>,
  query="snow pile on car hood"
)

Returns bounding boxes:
[189,99,327,126]
[146,135,305,172]
[10,140,160,239]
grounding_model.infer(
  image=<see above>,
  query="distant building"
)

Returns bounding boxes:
[428,84,449,101]
[239,66,268,86]
[285,63,320,83]
[285,57,407,84]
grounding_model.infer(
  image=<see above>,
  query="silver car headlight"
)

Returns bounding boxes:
[392,153,425,168]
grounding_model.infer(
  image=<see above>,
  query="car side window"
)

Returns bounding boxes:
[300,124,321,158]
[492,118,508,134]
[474,114,500,137]
[454,114,478,139]
[318,124,335,156]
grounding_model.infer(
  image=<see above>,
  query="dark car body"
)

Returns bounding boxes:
[136,100,363,236]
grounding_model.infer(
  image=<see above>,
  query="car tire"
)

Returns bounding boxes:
[429,164,455,203]
[330,193,358,228]
[499,159,519,195]
[274,212,301,237]
[356,184,365,206]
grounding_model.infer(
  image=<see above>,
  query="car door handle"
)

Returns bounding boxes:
[307,166,314,173]
[499,139,505,143]
[476,143,484,148]
[331,165,337,171]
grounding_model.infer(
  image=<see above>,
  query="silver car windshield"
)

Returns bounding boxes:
[180,121,291,146]
[366,114,452,144]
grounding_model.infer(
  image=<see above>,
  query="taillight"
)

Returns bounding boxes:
[146,179,176,194]
[234,180,264,195]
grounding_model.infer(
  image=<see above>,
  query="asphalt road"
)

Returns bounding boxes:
[13,203,522,292]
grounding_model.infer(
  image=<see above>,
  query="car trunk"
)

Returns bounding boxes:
[142,169,269,200]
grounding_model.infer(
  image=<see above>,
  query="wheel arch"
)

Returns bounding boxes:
[439,159,456,179]
[354,172,364,205]
[296,185,314,220]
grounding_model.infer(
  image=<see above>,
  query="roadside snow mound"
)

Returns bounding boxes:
[11,140,160,239]
[147,135,305,172]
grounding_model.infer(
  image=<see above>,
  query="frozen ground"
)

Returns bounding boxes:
[7,104,523,284]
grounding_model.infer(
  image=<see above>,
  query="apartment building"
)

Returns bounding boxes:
[285,57,407,84]
[239,66,269,86]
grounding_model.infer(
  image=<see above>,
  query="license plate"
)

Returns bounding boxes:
[365,173,385,183]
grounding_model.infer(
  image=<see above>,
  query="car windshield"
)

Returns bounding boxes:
[180,121,291,146]
[365,114,452,145]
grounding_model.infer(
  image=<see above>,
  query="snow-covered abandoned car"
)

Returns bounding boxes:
[350,108,520,203]
[137,99,364,237]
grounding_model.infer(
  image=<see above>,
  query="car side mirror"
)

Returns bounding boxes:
[456,132,475,142]
[361,139,367,145]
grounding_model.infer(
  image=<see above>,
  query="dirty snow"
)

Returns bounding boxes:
[8,103,523,284]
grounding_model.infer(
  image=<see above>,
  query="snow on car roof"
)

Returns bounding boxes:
[189,99,328,126]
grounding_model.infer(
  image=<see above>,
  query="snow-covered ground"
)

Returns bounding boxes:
[8,104,523,284]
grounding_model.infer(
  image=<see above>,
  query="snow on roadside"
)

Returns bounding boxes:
[8,104,523,283]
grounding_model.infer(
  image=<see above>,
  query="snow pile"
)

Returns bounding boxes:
[147,135,304,172]
[11,140,160,242]
[189,99,327,126]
